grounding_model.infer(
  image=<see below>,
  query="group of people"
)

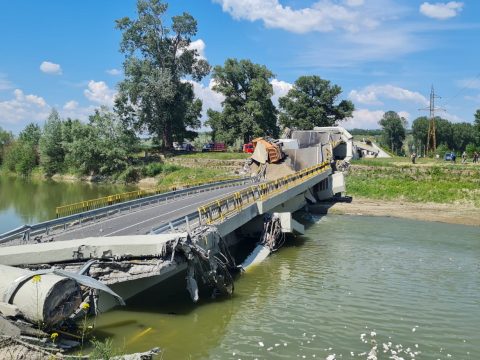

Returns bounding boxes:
[461,151,479,164]
[473,151,479,163]
[410,151,479,164]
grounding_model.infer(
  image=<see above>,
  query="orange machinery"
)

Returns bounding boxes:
[251,137,284,163]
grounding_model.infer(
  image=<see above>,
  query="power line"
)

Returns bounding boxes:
[442,72,480,108]
[419,85,445,154]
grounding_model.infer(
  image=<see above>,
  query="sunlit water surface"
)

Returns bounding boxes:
[92,215,479,360]
[0,176,135,233]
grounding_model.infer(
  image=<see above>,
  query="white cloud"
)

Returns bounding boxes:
[346,0,364,6]
[349,85,428,106]
[419,2,463,20]
[188,78,293,118]
[60,101,98,121]
[63,100,79,111]
[84,80,117,107]
[213,0,381,34]
[40,61,62,75]
[398,111,411,121]
[341,108,385,129]
[188,39,207,59]
[271,79,293,106]
[443,111,466,123]
[0,89,50,126]
[0,74,13,91]
[187,79,225,116]
[106,68,122,76]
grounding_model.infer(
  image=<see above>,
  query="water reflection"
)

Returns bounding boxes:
[0,175,135,232]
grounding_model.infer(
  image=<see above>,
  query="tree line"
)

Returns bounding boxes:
[0,107,138,177]
[0,0,355,177]
[376,110,480,156]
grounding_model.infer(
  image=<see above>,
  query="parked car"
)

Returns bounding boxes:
[202,142,227,152]
[173,142,194,152]
[444,152,456,161]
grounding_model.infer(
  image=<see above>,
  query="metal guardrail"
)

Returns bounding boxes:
[150,211,200,235]
[0,178,251,244]
[56,176,243,218]
[198,162,330,225]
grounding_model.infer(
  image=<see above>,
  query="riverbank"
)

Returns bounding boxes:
[311,197,480,226]
[0,153,244,186]
[331,158,480,226]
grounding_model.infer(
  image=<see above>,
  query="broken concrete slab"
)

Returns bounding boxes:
[274,212,305,235]
[0,234,187,266]
[0,315,21,337]
[0,265,82,326]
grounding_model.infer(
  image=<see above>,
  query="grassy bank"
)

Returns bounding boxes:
[346,158,480,207]
[169,152,250,160]
[0,162,235,189]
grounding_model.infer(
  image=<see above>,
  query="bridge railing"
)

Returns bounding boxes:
[55,176,243,218]
[198,162,330,225]
[0,177,251,244]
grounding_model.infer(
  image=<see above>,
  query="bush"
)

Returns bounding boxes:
[162,163,181,174]
[2,141,37,176]
[118,166,140,183]
[142,162,164,177]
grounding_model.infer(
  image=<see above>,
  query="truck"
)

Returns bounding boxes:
[202,142,227,152]
[243,142,254,153]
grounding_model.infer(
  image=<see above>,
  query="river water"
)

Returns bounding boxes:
[0,176,134,233]
[0,177,478,359]
[90,214,479,360]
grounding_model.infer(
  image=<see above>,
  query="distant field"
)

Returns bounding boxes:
[350,156,473,168]
[347,157,480,207]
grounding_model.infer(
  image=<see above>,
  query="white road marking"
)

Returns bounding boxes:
[57,185,245,238]
[104,197,211,236]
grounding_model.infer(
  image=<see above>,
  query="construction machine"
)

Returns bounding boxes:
[251,137,284,163]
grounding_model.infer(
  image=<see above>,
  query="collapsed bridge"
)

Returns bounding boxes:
[0,126,354,355]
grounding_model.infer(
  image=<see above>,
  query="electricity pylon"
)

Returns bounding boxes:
[420,86,444,155]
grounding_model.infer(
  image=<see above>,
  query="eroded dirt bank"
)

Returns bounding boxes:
[310,197,480,227]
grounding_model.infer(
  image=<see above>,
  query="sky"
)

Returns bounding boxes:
[0,0,479,134]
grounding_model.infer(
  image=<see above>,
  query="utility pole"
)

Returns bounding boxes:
[420,86,444,155]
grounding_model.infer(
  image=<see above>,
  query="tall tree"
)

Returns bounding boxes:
[379,111,406,155]
[64,108,139,175]
[474,109,480,145]
[19,123,41,146]
[0,126,14,165]
[206,58,278,144]
[19,123,42,165]
[115,0,210,149]
[39,109,65,176]
[451,122,476,151]
[278,75,354,130]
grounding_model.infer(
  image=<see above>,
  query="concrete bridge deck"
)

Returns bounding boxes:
[50,183,252,241]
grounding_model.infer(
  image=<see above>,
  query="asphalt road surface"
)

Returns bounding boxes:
[54,183,250,241]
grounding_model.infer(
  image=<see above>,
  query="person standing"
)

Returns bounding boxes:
[410,152,416,164]
[462,151,467,164]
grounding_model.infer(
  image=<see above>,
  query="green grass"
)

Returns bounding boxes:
[351,156,473,169]
[346,163,480,206]
[171,152,250,160]
[157,166,233,187]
